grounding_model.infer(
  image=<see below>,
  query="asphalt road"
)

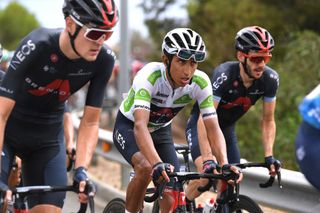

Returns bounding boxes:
[62,191,106,213]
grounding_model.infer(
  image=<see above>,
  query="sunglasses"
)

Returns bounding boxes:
[71,16,114,42]
[244,53,272,64]
[177,49,206,62]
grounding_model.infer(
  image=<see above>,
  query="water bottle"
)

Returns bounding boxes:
[202,198,215,213]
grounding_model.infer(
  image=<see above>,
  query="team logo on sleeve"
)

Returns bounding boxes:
[135,88,151,102]
[10,40,36,70]
[212,73,227,90]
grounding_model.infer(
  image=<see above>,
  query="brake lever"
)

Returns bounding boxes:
[277,170,282,189]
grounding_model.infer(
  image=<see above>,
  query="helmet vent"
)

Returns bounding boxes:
[172,33,186,48]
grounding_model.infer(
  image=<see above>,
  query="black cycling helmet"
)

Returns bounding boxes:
[63,0,119,29]
[235,26,274,53]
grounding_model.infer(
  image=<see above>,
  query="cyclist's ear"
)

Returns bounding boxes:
[162,55,169,67]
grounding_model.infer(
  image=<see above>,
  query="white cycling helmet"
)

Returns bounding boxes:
[162,28,206,62]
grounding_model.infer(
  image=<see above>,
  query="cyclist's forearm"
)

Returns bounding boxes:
[134,124,161,166]
[197,116,214,161]
[204,118,228,165]
[261,118,276,157]
[75,121,99,169]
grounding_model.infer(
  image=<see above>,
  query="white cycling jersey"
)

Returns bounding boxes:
[119,62,216,132]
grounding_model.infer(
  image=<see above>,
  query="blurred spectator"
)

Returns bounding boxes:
[130,59,145,81]
[0,49,14,72]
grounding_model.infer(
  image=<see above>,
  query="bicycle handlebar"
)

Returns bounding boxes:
[231,162,282,188]
[144,171,238,203]
[4,181,96,213]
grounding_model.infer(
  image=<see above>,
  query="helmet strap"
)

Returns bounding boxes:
[241,58,255,79]
[165,54,176,86]
[68,25,82,57]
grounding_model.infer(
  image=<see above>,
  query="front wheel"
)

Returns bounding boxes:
[229,194,263,213]
[103,198,126,213]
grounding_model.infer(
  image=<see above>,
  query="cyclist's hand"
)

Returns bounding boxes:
[222,164,243,185]
[264,156,281,177]
[202,160,220,174]
[151,162,173,183]
[73,166,89,203]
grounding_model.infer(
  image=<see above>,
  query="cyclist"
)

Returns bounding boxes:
[113,28,241,213]
[185,26,281,200]
[0,0,118,212]
[295,84,320,191]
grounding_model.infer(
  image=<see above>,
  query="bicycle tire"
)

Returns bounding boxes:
[229,194,263,213]
[152,200,160,213]
[103,198,126,213]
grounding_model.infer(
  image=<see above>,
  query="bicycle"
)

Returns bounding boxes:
[103,143,282,213]
[148,161,282,213]
[0,180,96,213]
[102,144,191,213]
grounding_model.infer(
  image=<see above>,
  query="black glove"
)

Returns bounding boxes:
[73,167,89,185]
[264,156,281,171]
[202,160,219,174]
[151,162,171,182]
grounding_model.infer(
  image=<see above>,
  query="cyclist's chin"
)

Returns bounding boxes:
[83,55,98,62]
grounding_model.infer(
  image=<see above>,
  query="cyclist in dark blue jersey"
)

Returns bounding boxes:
[0,0,118,212]
[295,84,320,191]
[185,26,281,200]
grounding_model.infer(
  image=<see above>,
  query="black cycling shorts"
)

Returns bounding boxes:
[113,111,180,172]
[1,115,67,208]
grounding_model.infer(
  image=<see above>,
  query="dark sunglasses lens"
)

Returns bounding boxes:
[86,30,113,41]
[178,49,193,60]
[194,52,206,61]
[250,56,269,64]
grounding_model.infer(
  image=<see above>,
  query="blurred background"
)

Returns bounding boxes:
[1,0,320,172]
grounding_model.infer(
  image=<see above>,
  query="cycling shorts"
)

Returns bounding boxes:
[295,121,320,191]
[113,111,180,186]
[1,115,67,208]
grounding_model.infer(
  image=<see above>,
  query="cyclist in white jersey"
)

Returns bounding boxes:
[113,28,242,213]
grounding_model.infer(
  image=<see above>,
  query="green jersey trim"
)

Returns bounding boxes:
[174,94,193,104]
[135,88,151,102]
[199,95,214,109]
[147,70,162,85]
[192,75,208,89]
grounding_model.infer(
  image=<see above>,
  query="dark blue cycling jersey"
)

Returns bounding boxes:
[187,61,279,163]
[211,61,279,128]
[0,27,115,124]
[0,27,115,208]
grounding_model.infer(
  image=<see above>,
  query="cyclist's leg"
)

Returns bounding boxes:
[18,123,67,212]
[1,142,15,211]
[222,124,240,164]
[1,143,15,183]
[113,112,152,213]
[153,124,180,212]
